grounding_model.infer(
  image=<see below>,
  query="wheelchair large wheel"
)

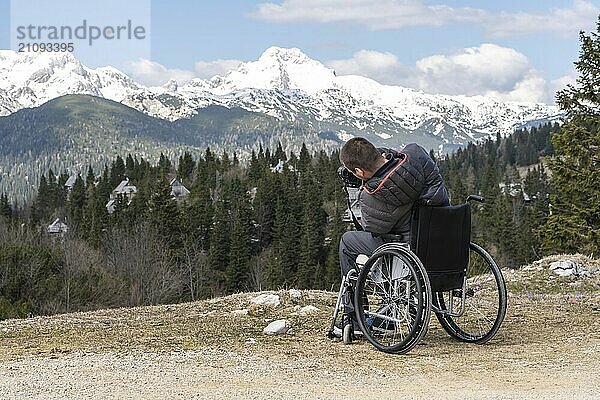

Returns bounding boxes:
[354,244,431,354]
[434,242,507,344]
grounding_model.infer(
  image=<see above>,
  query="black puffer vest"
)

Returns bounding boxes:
[359,143,449,235]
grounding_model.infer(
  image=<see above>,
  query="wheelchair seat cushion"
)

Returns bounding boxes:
[410,204,471,292]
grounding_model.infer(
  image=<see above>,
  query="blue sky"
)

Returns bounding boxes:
[1,0,599,103]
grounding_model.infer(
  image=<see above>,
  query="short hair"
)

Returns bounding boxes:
[340,137,380,172]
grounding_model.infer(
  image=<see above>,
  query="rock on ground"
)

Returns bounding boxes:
[250,294,281,307]
[297,306,319,316]
[550,260,587,277]
[263,319,291,335]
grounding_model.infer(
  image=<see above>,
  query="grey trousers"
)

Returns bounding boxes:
[338,231,385,278]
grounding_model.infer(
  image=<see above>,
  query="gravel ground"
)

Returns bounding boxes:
[1,334,598,400]
[1,260,599,399]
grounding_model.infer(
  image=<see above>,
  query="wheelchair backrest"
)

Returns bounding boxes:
[410,203,471,292]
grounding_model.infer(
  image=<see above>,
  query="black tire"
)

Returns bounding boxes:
[434,242,507,343]
[354,243,431,354]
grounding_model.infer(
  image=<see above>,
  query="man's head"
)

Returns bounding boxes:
[340,137,387,180]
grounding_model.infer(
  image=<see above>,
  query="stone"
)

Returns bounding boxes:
[288,289,302,298]
[550,260,587,277]
[263,319,291,335]
[298,305,319,316]
[250,294,281,307]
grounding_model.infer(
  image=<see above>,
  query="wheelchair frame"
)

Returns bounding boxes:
[328,195,508,354]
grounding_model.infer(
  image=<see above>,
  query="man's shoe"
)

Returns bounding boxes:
[366,308,397,335]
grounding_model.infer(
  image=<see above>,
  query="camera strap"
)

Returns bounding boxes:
[343,185,363,231]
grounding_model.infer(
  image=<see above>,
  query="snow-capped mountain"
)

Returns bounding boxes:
[0,47,561,150]
[0,50,144,110]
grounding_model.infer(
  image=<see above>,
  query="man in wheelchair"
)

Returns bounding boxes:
[331,137,507,354]
[332,137,449,339]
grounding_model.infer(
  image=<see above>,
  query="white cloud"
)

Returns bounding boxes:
[488,0,598,38]
[414,44,534,96]
[251,0,599,37]
[194,59,243,79]
[328,49,411,84]
[484,75,547,103]
[124,59,195,86]
[251,0,484,30]
[328,44,551,103]
[548,71,578,102]
[123,58,244,86]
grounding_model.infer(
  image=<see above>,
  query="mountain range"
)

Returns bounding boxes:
[0,47,562,203]
[1,47,562,148]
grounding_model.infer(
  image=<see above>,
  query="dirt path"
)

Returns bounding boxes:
[0,343,597,400]
[1,265,599,399]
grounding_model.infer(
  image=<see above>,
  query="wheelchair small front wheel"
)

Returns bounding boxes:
[434,242,507,343]
[354,244,431,354]
[342,323,353,344]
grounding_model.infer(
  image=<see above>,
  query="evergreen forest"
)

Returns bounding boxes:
[0,124,564,319]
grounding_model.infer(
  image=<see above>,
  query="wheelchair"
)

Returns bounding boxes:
[327,195,508,354]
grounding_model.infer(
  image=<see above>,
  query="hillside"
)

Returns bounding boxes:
[1,255,598,399]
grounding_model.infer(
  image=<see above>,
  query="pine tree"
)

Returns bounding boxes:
[253,175,276,249]
[146,176,182,253]
[47,169,60,211]
[297,168,326,289]
[282,168,302,286]
[220,151,231,173]
[428,149,436,163]
[67,174,87,232]
[125,154,135,177]
[185,190,213,251]
[110,156,126,187]
[30,174,49,225]
[540,19,600,255]
[195,148,218,190]
[158,153,172,175]
[0,193,12,219]
[207,174,238,295]
[82,185,108,247]
[100,165,111,198]
[226,186,252,293]
[208,199,230,295]
[298,143,311,172]
[177,151,195,185]
[324,204,346,291]
[266,197,288,288]
[85,166,96,190]
[247,150,262,183]
[275,141,287,162]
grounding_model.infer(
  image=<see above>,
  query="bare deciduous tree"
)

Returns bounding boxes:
[103,222,183,307]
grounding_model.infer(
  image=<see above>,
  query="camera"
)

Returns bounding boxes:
[338,166,362,188]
